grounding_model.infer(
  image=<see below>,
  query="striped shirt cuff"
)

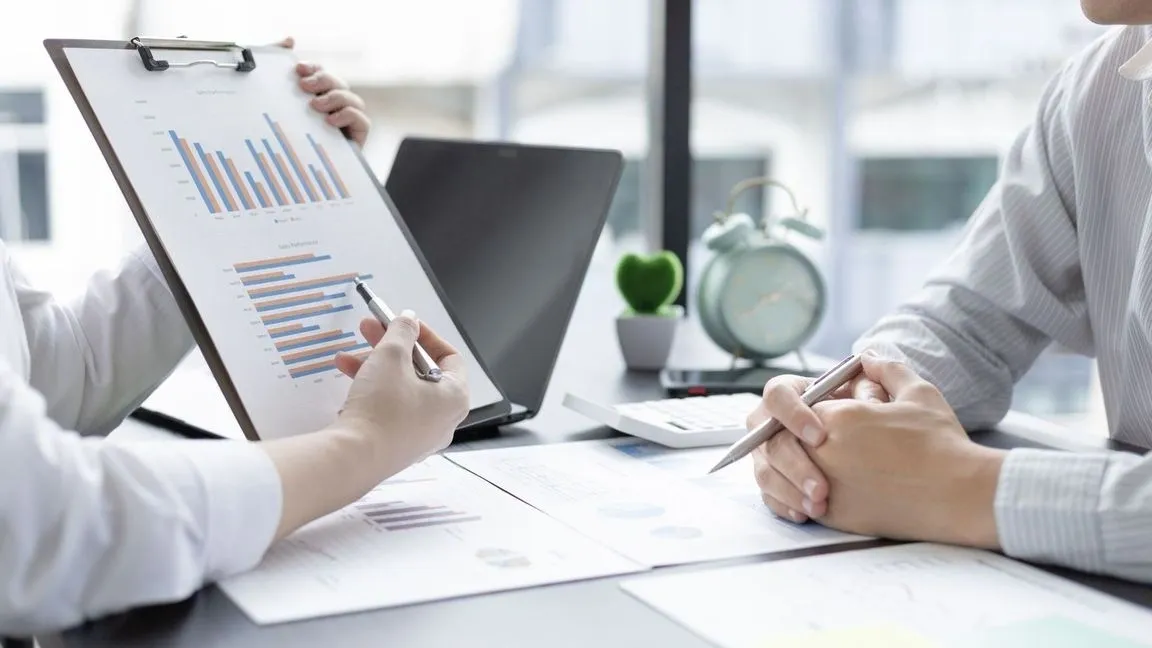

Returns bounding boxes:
[994,448,1109,572]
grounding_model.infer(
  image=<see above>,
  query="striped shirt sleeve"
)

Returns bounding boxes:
[995,448,1152,583]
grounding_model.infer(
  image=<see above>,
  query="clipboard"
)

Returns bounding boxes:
[43,37,513,441]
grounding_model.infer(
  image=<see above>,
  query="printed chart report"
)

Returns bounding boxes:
[622,543,1152,648]
[61,46,503,438]
[447,440,869,567]
[218,456,644,624]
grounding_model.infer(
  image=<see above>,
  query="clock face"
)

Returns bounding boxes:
[718,246,823,357]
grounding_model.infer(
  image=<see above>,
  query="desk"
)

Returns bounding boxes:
[44,258,1152,648]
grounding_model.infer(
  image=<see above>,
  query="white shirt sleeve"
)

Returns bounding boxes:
[13,245,195,435]
[0,362,282,635]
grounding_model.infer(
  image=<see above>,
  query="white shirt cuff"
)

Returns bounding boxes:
[164,440,282,579]
[994,448,1108,573]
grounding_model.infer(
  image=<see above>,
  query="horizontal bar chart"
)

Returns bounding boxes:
[355,500,483,532]
[235,252,372,379]
[171,113,350,215]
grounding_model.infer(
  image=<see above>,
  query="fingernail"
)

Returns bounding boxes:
[400,309,416,319]
[803,478,818,498]
[802,498,815,516]
[862,349,878,357]
[868,396,884,403]
[788,509,805,523]
[801,425,825,445]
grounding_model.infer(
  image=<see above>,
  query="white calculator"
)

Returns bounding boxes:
[562,392,763,448]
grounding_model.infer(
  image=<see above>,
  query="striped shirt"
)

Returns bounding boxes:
[855,25,1152,583]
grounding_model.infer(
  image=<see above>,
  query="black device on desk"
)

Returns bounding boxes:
[386,137,624,427]
[660,365,822,397]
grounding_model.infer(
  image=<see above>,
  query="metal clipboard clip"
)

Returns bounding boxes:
[131,37,256,72]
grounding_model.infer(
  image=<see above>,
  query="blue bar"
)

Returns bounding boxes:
[264,113,318,202]
[217,151,252,210]
[235,256,330,274]
[247,139,286,206]
[277,331,356,352]
[262,304,353,325]
[291,364,340,379]
[245,172,268,208]
[242,273,296,286]
[310,165,334,200]
[194,143,235,212]
[263,139,303,203]
[255,292,346,313]
[170,131,215,212]
[270,324,320,339]
[249,276,364,298]
[308,133,348,199]
[284,342,370,366]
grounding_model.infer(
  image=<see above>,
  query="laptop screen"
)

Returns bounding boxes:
[385,138,622,415]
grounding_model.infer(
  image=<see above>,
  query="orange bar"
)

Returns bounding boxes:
[273,152,304,203]
[257,152,288,204]
[289,358,336,376]
[204,154,238,212]
[274,329,345,351]
[268,323,304,336]
[234,253,313,271]
[240,270,284,282]
[178,138,221,213]
[254,181,273,208]
[260,304,333,324]
[247,272,358,298]
[315,143,350,198]
[282,339,362,363]
[255,291,326,309]
[314,170,335,201]
[273,121,320,201]
[225,158,256,209]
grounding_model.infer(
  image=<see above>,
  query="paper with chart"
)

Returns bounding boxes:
[447,439,869,567]
[218,455,643,624]
[622,543,1152,648]
[60,46,503,439]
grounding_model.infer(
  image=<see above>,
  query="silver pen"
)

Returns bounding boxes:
[352,278,442,382]
[707,352,865,474]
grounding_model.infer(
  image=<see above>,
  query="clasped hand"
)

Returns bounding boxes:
[748,352,1004,548]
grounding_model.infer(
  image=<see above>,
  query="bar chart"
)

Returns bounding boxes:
[172,113,351,214]
[234,251,371,379]
[355,499,482,532]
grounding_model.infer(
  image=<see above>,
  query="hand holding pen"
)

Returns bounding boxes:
[352,278,442,382]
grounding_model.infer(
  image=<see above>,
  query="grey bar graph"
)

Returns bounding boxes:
[384,515,484,531]
[366,509,464,525]
[362,504,446,517]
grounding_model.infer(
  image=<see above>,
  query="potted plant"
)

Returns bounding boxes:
[614,250,685,370]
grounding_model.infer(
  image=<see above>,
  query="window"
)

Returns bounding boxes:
[857,156,997,231]
[607,157,768,242]
[0,91,49,242]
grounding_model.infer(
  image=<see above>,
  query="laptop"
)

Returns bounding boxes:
[385,137,623,426]
[135,137,622,437]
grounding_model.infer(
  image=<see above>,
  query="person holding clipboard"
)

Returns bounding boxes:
[0,46,470,634]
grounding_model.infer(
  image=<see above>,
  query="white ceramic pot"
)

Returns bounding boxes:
[615,306,683,371]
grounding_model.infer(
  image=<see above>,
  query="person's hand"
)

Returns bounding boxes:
[333,312,470,476]
[804,354,1004,547]
[277,37,372,148]
[749,367,889,523]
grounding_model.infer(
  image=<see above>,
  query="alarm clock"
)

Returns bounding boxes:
[696,178,826,362]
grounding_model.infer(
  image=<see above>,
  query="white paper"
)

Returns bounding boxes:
[447,439,868,567]
[62,47,502,439]
[622,543,1152,648]
[218,456,644,624]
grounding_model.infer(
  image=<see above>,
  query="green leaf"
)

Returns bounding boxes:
[615,251,684,314]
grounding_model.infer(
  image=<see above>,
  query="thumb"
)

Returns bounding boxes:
[860,353,938,405]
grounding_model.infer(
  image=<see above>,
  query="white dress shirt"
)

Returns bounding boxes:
[0,241,281,634]
[856,26,1152,583]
